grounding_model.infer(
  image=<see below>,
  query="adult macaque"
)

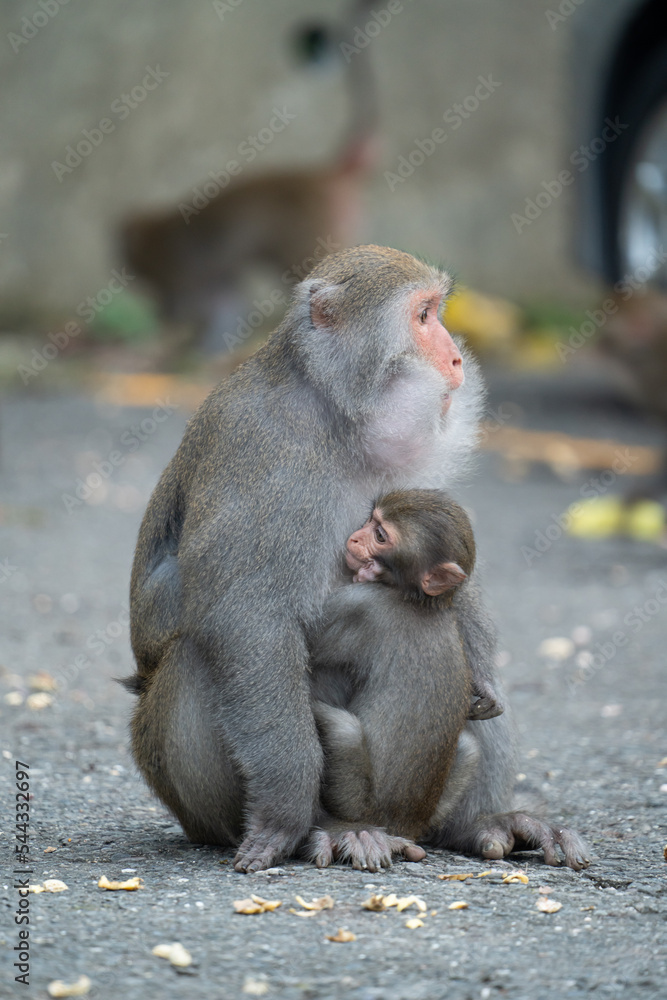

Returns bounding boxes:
[125,244,589,873]
[121,0,378,354]
[308,489,502,870]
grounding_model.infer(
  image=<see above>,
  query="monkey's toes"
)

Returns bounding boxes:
[233,827,293,873]
[481,838,510,860]
[476,813,590,871]
[306,826,425,871]
[555,828,591,871]
[403,843,427,862]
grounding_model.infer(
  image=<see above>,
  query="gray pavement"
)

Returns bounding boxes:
[1,368,666,1000]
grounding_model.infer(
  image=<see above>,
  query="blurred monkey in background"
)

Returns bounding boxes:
[121,0,379,355]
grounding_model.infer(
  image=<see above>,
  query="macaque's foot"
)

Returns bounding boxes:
[306,823,426,872]
[468,695,504,720]
[234,822,299,873]
[473,812,590,871]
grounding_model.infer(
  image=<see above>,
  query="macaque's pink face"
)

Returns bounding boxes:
[345,507,397,582]
[408,289,464,412]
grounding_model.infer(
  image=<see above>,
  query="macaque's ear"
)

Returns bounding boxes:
[309,283,342,330]
[421,561,467,596]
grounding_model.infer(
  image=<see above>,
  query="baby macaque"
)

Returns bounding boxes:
[308,488,504,849]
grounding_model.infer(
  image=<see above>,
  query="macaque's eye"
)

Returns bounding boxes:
[419,308,428,324]
[375,525,387,544]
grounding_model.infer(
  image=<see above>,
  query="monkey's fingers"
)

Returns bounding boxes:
[234,826,294,873]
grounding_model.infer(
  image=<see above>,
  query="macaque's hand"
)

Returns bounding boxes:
[473,812,591,871]
[306,821,425,872]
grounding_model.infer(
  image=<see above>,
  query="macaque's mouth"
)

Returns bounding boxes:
[442,393,452,414]
[345,549,363,572]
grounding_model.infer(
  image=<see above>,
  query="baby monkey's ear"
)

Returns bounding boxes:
[421,562,467,596]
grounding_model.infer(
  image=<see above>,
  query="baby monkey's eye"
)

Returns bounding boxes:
[419,309,428,323]
[375,525,387,543]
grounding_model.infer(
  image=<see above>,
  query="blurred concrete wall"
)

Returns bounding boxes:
[0,0,598,319]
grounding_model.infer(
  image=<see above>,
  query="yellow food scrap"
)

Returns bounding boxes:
[502,872,529,884]
[233,894,282,914]
[28,671,58,691]
[97,876,143,891]
[438,872,475,881]
[405,917,424,929]
[26,692,54,710]
[536,897,562,913]
[243,978,269,996]
[395,896,427,913]
[625,500,665,541]
[30,879,68,893]
[566,496,666,541]
[151,942,192,967]
[448,901,468,910]
[538,637,574,661]
[326,928,356,943]
[47,975,92,997]
[361,894,387,911]
[294,894,334,911]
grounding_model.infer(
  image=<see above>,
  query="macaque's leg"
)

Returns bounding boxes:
[312,700,371,821]
[308,701,426,870]
[130,639,243,846]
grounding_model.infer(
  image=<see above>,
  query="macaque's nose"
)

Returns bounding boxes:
[441,328,464,389]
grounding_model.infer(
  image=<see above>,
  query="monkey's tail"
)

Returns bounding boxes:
[116,673,147,695]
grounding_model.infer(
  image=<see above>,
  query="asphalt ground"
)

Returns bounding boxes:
[1,365,666,1000]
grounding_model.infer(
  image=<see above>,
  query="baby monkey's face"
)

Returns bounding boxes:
[345,504,468,598]
[345,508,396,583]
